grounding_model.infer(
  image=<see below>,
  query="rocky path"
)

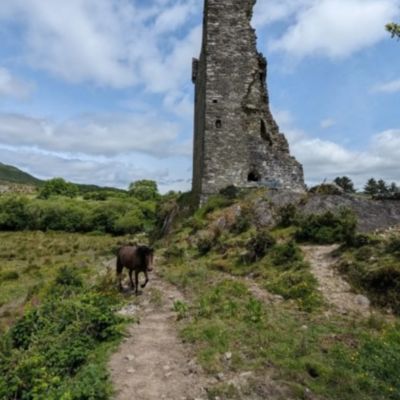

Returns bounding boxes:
[108,274,209,400]
[302,245,371,316]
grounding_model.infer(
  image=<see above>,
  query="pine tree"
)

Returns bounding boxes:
[377,179,389,195]
[364,178,378,196]
[334,176,355,193]
[389,182,399,194]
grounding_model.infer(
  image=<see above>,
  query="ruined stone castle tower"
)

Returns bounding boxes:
[192,0,305,203]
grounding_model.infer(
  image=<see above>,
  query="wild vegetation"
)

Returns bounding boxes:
[1,181,400,399]
[0,231,132,400]
[0,179,163,235]
[158,191,400,399]
[338,234,400,314]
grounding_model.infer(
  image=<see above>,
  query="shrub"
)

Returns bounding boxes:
[0,271,19,281]
[230,206,252,234]
[39,178,79,199]
[296,209,357,244]
[270,241,302,266]
[386,237,400,257]
[197,234,215,255]
[244,229,276,263]
[278,203,298,227]
[309,183,343,195]
[55,266,83,287]
[0,196,29,230]
[1,270,124,399]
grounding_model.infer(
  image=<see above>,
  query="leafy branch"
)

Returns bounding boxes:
[386,23,400,39]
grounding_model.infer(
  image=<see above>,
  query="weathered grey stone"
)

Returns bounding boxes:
[192,0,305,205]
[301,194,400,232]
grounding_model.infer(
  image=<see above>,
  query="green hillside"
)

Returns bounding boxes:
[0,162,126,193]
[0,162,42,185]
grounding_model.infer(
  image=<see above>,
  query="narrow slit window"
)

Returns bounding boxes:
[216,119,222,129]
[260,119,272,146]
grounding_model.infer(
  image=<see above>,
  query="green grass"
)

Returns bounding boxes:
[160,254,400,399]
[0,232,125,325]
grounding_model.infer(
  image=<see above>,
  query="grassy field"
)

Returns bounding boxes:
[0,232,128,326]
[0,231,134,400]
[1,190,400,400]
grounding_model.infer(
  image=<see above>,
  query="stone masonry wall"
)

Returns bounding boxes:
[192,0,305,204]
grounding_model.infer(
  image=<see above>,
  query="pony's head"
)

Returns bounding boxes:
[137,245,154,272]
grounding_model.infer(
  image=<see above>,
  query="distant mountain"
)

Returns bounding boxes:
[0,162,43,185]
[0,162,126,193]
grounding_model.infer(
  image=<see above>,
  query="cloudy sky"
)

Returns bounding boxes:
[0,0,399,192]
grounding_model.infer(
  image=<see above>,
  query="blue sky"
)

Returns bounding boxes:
[0,0,399,192]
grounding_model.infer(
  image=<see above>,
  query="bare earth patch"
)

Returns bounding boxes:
[302,245,371,316]
[108,274,210,400]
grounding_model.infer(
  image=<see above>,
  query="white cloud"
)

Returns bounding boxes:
[0,112,190,158]
[0,0,202,90]
[320,118,336,129]
[0,67,34,99]
[253,0,312,27]
[372,79,400,93]
[270,0,400,58]
[276,110,400,187]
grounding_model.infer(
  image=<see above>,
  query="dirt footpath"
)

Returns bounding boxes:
[108,274,209,400]
[302,245,371,316]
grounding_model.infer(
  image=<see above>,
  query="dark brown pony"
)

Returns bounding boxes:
[116,245,154,294]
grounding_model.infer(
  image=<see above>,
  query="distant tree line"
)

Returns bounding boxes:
[332,176,399,199]
[0,178,165,234]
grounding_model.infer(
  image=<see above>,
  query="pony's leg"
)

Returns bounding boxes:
[141,271,149,288]
[129,269,135,290]
[116,256,123,291]
[117,272,123,290]
[135,271,139,295]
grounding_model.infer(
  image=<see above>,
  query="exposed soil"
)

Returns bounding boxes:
[108,274,210,400]
[302,245,371,316]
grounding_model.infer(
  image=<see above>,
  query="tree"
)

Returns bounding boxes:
[128,180,159,201]
[39,178,79,199]
[389,182,399,194]
[364,178,379,196]
[334,176,355,193]
[387,23,400,39]
[377,179,389,195]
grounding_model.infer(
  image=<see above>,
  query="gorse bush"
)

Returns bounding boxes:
[244,229,276,263]
[386,237,400,257]
[278,203,298,228]
[270,241,302,266]
[0,266,124,400]
[295,209,357,244]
